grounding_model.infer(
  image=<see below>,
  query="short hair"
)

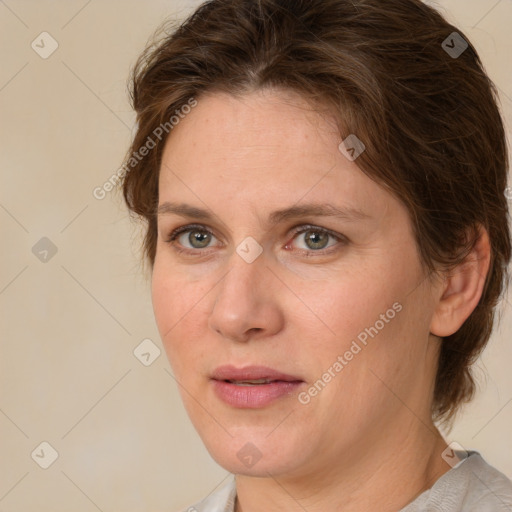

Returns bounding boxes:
[121,0,511,425]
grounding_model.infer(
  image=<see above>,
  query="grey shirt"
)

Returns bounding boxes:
[181,452,512,511]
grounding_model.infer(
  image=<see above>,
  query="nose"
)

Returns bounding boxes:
[208,249,285,343]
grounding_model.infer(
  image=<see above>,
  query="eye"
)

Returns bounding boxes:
[164,223,346,256]
[286,225,345,254]
[165,224,218,252]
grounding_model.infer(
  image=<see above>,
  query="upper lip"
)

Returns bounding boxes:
[211,365,303,382]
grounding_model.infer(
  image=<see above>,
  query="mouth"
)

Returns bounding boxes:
[210,365,305,408]
[224,378,282,386]
[211,364,303,385]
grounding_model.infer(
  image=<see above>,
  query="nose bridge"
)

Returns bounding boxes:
[209,243,282,341]
[217,243,269,304]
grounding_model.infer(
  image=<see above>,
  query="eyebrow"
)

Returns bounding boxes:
[156,201,371,225]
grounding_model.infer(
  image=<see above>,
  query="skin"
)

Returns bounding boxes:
[151,88,491,511]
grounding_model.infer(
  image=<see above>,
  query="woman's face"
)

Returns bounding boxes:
[152,88,443,478]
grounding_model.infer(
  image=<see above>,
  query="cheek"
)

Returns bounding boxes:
[309,258,427,383]
[152,263,178,336]
[151,259,213,370]
[152,263,188,350]
[152,254,198,327]
[308,265,399,347]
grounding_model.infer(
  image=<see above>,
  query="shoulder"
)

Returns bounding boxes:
[460,452,512,511]
[402,451,512,512]
[177,476,237,512]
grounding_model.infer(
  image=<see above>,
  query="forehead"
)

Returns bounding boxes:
[163,89,337,164]
[158,89,402,225]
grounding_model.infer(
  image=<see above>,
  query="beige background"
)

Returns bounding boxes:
[0,0,511,510]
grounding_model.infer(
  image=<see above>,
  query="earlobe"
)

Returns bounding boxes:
[430,224,491,338]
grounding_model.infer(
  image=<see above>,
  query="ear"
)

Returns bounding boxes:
[430,224,491,338]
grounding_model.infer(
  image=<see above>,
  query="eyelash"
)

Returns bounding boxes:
[164,223,346,257]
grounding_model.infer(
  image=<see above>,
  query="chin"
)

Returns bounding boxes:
[199,427,306,477]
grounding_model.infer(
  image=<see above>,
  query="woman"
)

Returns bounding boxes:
[121,0,512,510]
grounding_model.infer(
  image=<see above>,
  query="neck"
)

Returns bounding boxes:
[234,419,450,512]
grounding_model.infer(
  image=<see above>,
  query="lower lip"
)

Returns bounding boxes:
[211,380,303,408]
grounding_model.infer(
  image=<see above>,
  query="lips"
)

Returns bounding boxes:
[210,365,304,408]
[211,365,303,384]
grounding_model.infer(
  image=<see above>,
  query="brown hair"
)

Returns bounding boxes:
[121,0,511,425]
